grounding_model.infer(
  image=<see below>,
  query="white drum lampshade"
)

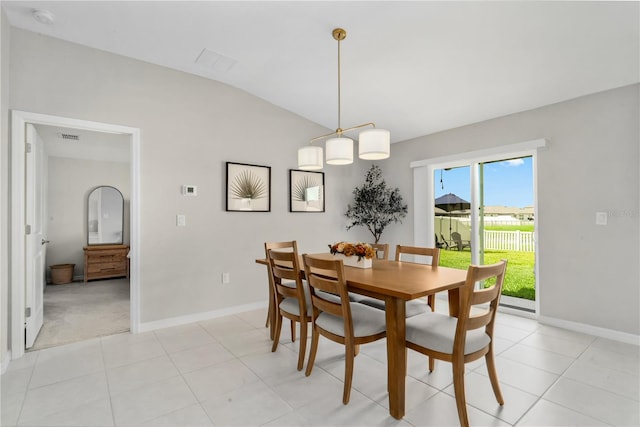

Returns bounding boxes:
[298,146,323,170]
[358,129,390,160]
[326,137,354,165]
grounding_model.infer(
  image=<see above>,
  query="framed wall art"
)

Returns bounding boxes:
[289,169,325,212]
[226,162,271,212]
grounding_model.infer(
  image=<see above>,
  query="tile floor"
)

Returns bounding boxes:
[1,302,638,426]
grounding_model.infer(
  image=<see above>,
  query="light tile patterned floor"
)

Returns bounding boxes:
[1,305,638,426]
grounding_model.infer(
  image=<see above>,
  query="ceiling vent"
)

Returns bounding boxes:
[58,133,80,141]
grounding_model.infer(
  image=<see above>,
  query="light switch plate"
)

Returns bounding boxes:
[595,211,607,225]
[177,214,186,227]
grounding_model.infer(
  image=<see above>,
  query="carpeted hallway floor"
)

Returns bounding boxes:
[29,278,130,351]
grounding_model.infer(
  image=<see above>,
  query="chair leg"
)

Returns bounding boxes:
[427,295,435,373]
[291,320,296,343]
[343,343,355,404]
[485,348,504,405]
[297,320,307,371]
[305,328,320,377]
[271,313,283,352]
[452,357,469,427]
[267,284,276,339]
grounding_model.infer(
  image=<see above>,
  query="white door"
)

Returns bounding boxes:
[25,123,46,348]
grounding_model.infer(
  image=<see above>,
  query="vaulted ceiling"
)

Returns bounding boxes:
[4,1,639,143]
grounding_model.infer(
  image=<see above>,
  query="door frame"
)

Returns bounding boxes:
[11,110,141,359]
[410,138,546,316]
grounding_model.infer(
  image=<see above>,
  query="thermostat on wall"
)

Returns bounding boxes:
[182,185,197,196]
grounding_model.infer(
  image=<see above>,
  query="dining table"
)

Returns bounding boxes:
[256,252,468,419]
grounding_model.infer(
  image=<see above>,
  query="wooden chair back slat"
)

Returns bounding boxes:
[395,245,440,266]
[371,243,390,260]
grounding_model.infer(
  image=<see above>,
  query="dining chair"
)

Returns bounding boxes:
[441,233,451,250]
[451,232,471,251]
[302,254,387,404]
[370,243,390,260]
[357,245,440,318]
[267,245,312,371]
[405,260,508,427]
[264,241,298,342]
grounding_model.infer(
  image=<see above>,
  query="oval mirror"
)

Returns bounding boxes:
[87,186,124,245]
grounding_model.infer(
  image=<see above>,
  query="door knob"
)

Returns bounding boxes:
[41,239,50,245]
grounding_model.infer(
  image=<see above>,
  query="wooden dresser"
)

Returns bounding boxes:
[83,244,130,282]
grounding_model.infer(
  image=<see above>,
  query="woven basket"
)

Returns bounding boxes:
[50,264,75,285]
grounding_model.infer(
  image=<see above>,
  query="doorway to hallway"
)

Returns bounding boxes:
[10,110,141,360]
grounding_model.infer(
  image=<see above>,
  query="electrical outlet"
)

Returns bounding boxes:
[222,272,230,284]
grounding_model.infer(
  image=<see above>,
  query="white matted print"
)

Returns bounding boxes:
[289,169,324,212]
[226,162,271,212]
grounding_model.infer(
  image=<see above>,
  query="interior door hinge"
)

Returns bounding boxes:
[26,142,32,153]
[25,224,32,235]
[25,307,31,318]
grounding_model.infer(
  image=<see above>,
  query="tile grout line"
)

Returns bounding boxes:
[99,337,117,427]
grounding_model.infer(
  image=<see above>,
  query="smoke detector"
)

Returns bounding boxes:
[32,9,55,25]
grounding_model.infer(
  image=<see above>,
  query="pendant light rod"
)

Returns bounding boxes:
[335,28,344,133]
[306,28,380,145]
[298,27,391,170]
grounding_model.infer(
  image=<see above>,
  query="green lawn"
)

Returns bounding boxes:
[439,249,535,300]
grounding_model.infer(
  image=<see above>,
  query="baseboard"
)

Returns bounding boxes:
[138,300,268,333]
[435,294,638,345]
[1,349,12,375]
[538,315,640,346]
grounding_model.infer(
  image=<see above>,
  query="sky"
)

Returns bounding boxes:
[435,156,533,208]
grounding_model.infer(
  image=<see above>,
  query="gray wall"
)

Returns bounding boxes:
[8,28,366,327]
[381,84,640,335]
[0,8,10,368]
[46,157,130,277]
[2,25,638,365]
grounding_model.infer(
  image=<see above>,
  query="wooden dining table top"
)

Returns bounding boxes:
[256,252,468,301]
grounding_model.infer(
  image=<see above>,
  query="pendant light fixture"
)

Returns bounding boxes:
[298,28,390,170]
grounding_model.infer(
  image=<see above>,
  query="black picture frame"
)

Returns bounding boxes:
[226,162,271,212]
[289,169,325,212]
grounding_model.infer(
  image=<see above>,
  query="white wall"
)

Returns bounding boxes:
[382,84,640,335]
[0,8,10,369]
[46,157,130,278]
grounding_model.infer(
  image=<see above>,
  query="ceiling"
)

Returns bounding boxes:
[34,124,130,162]
[4,1,639,143]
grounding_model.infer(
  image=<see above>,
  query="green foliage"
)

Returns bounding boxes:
[345,165,408,243]
[230,170,267,200]
[439,249,536,300]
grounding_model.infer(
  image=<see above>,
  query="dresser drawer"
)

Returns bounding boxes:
[84,245,130,282]
[87,261,127,274]
[87,251,127,263]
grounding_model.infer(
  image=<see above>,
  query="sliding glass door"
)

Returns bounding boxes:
[433,156,536,311]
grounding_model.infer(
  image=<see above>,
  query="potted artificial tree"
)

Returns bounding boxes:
[345,165,408,243]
